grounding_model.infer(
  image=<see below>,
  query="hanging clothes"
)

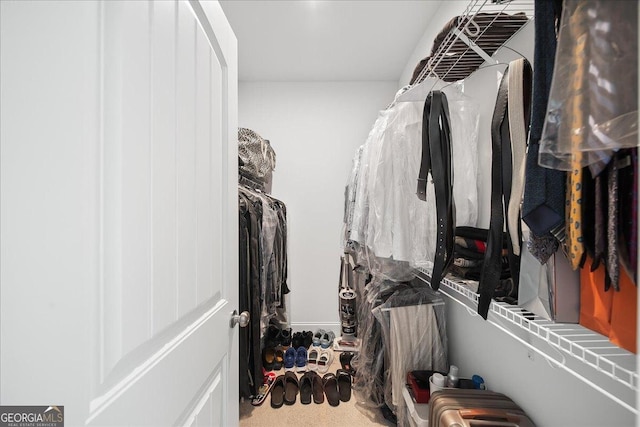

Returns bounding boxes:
[522,0,638,352]
[239,185,289,330]
[539,0,638,174]
[349,110,389,247]
[521,0,566,263]
[238,183,289,398]
[350,275,447,426]
[351,275,389,410]
[535,0,638,289]
[346,85,479,281]
[372,282,447,427]
[238,189,263,399]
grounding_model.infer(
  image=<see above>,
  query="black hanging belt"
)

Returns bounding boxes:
[417,90,455,291]
[478,66,514,319]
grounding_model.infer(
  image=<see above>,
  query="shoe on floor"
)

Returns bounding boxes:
[336,368,352,402]
[283,371,299,405]
[264,325,281,349]
[252,372,277,406]
[311,371,324,404]
[295,346,307,372]
[339,351,356,375]
[280,328,292,347]
[323,372,340,407]
[283,347,296,371]
[291,331,304,349]
[307,348,319,371]
[299,371,314,405]
[262,347,276,371]
[273,348,284,371]
[303,330,314,348]
[312,329,326,347]
[317,349,333,374]
[320,330,335,349]
[270,375,285,408]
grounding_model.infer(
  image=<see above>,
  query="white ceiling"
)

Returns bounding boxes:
[219,0,441,82]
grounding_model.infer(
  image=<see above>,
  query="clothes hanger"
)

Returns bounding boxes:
[395,76,446,103]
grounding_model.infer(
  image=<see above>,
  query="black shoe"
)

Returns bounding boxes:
[291,332,303,349]
[280,328,292,347]
[340,351,356,375]
[299,371,314,405]
[264,325,281,348]
[273,348,284,370]
[262,347,276,371]
[303,330,313,348]
[270,375,285,408]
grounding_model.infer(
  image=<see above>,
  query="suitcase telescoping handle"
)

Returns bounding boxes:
[459,408,521,425]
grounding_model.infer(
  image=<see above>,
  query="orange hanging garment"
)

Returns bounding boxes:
[579,255,613,337]
[609,266,637,353]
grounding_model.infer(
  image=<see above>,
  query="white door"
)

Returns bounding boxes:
[0,1,239,425]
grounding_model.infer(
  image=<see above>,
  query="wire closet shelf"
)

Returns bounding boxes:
[418,268,638,414]
[412,0,534,86]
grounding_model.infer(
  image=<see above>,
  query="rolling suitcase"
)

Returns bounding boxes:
[429,389,535,427]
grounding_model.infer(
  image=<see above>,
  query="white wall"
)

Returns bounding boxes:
[444,296,636,427]
[239,81,398,333]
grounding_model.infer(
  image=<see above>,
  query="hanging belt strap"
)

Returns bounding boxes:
[507,58,533,257]
[417,90,455,290]
[478,67,511,319]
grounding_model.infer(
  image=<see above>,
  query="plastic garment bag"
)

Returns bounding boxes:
[349,111,389,246]
[447,85,481,228]
[539,0,638,175]
[348,107,420,281]
[374,283,447,427]
[366,100,430,266]
[343,145,364,245]
[351,85,479,276]
[351,278,448,427]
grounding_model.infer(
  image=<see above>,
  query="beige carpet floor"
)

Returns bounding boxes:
[239,351,395,427]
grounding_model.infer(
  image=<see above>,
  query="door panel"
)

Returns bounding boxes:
[88,302,231,425]
[0,0,100,408]
[114,0,153,366]
[195,24,214,307]
[175,1,199,320]
[151,0,179,336]
[0,1,238,425]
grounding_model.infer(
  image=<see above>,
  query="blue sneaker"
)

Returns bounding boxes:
[284,347,296,371]
[295,346,308,372]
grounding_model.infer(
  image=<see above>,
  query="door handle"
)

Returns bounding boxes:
[230,310,250,328]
